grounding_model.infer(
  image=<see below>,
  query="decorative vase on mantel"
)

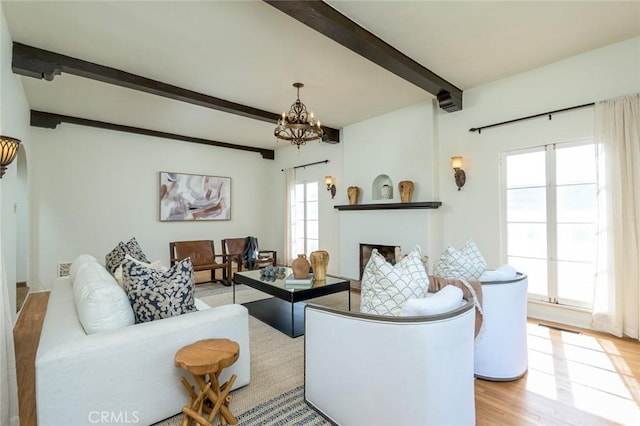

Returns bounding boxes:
[380,184,392,200]
[347,186,360,205]
[310,250,330,282]
[398,180,414,203]
[291,254,311,279]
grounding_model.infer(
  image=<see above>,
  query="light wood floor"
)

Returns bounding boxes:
[14,292,640,425]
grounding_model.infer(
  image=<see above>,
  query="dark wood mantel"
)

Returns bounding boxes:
[334,201,442,211]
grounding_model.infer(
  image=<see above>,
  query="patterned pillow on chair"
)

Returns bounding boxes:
[122,257,197,324]
[433,239,487,280]
[360,246,429,316]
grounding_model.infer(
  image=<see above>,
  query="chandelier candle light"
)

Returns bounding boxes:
[274,82,323,148]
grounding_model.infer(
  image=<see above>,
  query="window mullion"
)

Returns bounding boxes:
[546,145,558,303]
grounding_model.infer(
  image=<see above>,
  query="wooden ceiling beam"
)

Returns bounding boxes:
[264,0,463,112]
[30,110,276,160]
[12,42,340,143]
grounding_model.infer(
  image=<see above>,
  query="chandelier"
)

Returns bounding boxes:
[274,82,323,148]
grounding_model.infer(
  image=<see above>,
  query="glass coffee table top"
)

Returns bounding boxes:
[233,268,351,337]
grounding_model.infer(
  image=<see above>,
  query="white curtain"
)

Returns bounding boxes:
[283,168,296,266]
[1,244,20,426]
[592,93,640,339]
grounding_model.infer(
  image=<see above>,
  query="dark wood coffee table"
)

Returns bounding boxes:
[233,269,351,338]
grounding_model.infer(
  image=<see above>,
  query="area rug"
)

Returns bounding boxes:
[154,286,358,425]
[235,385,328,425]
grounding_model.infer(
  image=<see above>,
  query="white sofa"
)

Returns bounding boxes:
[36,264,250,426]
[305,298,476,426]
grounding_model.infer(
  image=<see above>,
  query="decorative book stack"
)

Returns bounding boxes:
[284,274,313,289]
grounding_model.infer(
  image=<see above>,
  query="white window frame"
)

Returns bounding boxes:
[291,180,319,257]
[501,139,597,310]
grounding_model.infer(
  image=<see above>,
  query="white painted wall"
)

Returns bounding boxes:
[15,148,27,283]
[1,7,31,318]
[339,101,442,279]
[28,124,274,289]
[437,36,640,267]
[436,36,639,327]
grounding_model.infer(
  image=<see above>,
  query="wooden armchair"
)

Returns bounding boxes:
[170,240,231,286]
[222,237,277,272]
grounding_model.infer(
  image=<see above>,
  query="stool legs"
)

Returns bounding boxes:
[181,371,238,426]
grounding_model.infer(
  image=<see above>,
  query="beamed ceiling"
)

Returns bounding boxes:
[3,1,639,158]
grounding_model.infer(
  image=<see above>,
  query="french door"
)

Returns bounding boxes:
[503,141,598,309]
[291,181,319,257]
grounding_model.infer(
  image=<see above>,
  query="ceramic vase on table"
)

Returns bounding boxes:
[291,254,311,279]
[398,180,414,203]
[310,250,330,282]
[347,186,360,205]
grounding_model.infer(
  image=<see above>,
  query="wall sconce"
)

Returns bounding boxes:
[451,156,466,191]
[0,135,21,178]
[325,176,336,198]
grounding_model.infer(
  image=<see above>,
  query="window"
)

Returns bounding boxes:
[503,142,598,309]
[292,181,319,257]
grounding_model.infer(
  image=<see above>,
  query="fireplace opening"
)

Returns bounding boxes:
[359,243,401,280]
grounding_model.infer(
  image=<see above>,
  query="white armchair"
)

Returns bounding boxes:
[304,299,476,426]
[474,272,529,381]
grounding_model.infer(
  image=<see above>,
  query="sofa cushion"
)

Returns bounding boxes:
[399,285,464,316]
[122,257,197,324]
[69,254,98,283]
[105,237,150,275]
[360,247,429,316]
[73,262,135,334]
[114,254,167,287]
[433,239,487,280]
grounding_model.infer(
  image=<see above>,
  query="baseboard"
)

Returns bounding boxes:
[527,300,593,331]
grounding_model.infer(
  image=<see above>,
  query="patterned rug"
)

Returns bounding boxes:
[235,385,329,425]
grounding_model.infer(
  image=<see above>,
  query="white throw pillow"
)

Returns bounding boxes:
[360,246,429,316]
[399,285,464,316]
[73,261,135,334]
[113,254,168,287]
[69,254,99,283]
[433,239,487,279]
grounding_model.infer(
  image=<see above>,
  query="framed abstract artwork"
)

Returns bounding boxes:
[159,172,231,221]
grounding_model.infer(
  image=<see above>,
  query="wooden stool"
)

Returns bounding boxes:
[175,338,240,426]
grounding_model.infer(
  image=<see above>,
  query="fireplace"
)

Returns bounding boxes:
[359,243,401,279]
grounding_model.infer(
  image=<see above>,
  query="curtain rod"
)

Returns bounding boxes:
[281,159,329,172]
[469,102,595,134]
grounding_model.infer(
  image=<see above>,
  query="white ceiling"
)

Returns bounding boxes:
[3,1,639,152]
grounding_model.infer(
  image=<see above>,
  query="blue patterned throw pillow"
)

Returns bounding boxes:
[122,257,197,323]
[105,237,150,275]
[124,237,150,263]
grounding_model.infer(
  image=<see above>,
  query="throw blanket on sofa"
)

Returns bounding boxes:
[429,275,484,338]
